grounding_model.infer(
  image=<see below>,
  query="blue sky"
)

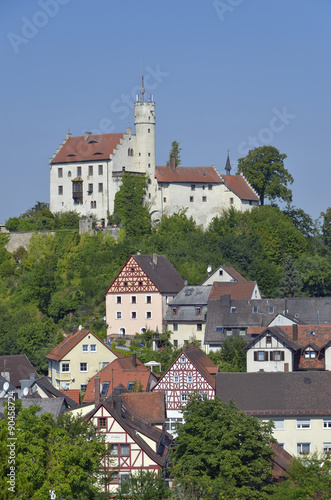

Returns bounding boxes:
[1,0,330,223]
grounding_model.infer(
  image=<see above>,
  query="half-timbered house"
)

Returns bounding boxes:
[85,390,172,493]
[151,345,218,434]
[105,253,184,340]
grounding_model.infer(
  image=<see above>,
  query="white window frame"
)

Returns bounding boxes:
[116,311,122,320]
[146,295,152,304]
[131,311,137,319]
[82,344,89,352]
[61,363,70,373]
[323,442,331,453]
[90,344,97,352]
[80,362,88,372]
[187,375,193,384]
[297,418,311,429]
[272,418,285,430]
[146,311,152,320]
[323,419,331,429]
[116,296,121,304]
[130,295,137,304]
[297,442,311,454]
[181,393,188,403]
[173,375,179,384]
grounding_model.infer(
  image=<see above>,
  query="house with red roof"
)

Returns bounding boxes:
[105,253,184,340]
[49,82,258,229]
[46,328,119,392]
[151,345,218,435]
[245,324,331,372]
[83,353,159,403]
[85,390,172,493]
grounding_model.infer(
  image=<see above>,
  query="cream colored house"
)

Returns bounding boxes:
[46,328,119,391]
[216,371,331,458]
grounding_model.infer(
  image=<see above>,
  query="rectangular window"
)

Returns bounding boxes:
[146,295,152,304]
[131,311,137,319]
[119,472,130,485]
[239,329,246,336]
[131,296,137,304]
[297,418,311,429]
[82,344,89,352]
[323,419,331,429]
[323,443,331,453]
[197,323,202,331]
[187,376,193,384]
[305,350,316,359]
[173,323,178,331]
[88,183,93,193]
[195,306,201,315]
[230,197,234,204]
[98,183,103,193]
[191,184,195,191]
[181,393,188,403]
[190,196,194,202]
[80,384,87,391]
[89,165,93,176]
[98,418,106,428]
[208,184,212,190]
[80,362,88,372]
[266,335,272,345]
[163,197,166,202]
[226,329,233,336]
[116,311,122,319]
[272,419,285,430]
[230,307,236,313]
[101,382,110,397]
[252,306,258,313]
[172,307,178,315]
[61,363,70,373]
[180,356,186,364]
[58,167,63,178]
[268,306,275,314]
[297,442,310,454]
[215,326,223,332]
[58,185,63,195]
[77,166,81,176]
[120,444,130,456]
[173,340,178,348]
[202,196,207,202]
[98,164,103,175]
[110,444,118,456]
[90,344,96,352]
[116,296,121,304]
[271,351,284,362]
[254,351,268,361]
[173,375,179,383]
[146,311,152,319]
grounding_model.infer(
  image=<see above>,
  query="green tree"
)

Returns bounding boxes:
[284,205,317,239]
[171,397,275,499]
[270,453,331,500]
[166,140,182,167]
[278,254,303,298]
[113,173,151,237]
[0,405,109,500]
[237,146,293,206]
[297,254,331,296]
[321,207,331,249]
[114,469,171,499]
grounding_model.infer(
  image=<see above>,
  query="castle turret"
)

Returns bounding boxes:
[134,76,156,176]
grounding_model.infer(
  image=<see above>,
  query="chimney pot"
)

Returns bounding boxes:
[152,253,157,266]
[95,374,101,406]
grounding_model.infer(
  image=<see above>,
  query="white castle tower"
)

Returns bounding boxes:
[134,77,158,213]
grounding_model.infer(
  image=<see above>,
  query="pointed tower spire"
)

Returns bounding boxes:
[225,150,232,175]
[140,75,145,103]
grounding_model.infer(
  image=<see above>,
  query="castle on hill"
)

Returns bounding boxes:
[49,81,259,228]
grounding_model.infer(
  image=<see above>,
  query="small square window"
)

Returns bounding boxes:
[297,442,310,454]
[195,306,201,315]
[131,296,137,304]
[226,329,233,336]
[58,168,63,178]
[120,444,130,456]
[268,306,275,314]
[146,311,152,319]
[197,323,202,331]
[323,442,331,453]
[191,185,195,191]
[131,311,137,319]
[215,326,223,333]
[173,323,178,331]
[80,362,88,372]
[116,296,121,304]
[190,196,194,202]
[89,165,93,176]
[82,344,89,352]
[180,356,186,364]
[173,375,179,383]
[202,196,207,202]
[90,344,96,352]
[239,329,246,336]
[208,184,212,190]
[187,375,193,384]
[80,384,87,391]
[98,183,103,193]
[98,164,103,175]
[252,306,258,313]
[98,417,106,428]
[181,393,188,402]
[172,307,177,315]
[58,185,63,195]
[323,419,331,429]
[116,311,122,319]
[146,296,152,304]
[61,363,70,373]
[231,307,236,313]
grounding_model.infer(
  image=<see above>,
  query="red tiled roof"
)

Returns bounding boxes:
[221,265,247,282]
[83,355,154,403]
[221,174,259,201]
[51,133,124,164]
[247,325,331,350]
[46,328,119,361]
[209,281,258,300]
[121,392,165,424]
[156,165,222,183]
[60,389,80,404]
[184,346,218,389]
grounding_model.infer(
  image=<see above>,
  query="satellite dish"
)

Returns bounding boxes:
[3,382,9,392]
[23,387,29,396]
[207,265,212,274]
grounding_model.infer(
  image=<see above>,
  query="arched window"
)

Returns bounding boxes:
[119,327,126,337]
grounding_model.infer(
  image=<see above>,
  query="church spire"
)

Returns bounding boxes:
[225,151,232,175]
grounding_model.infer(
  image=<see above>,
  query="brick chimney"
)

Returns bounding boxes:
[95,374,100,406]
[170,155,176,171]
[152,252,158,266]
[132,352,137,367]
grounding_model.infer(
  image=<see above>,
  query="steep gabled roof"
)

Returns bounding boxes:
[209,281,259,300]
[51,133,124,163]
[246,325,331,352]
[156,165,222,184]
[121,392,166,425]
[106,254,184,295]
[219,265,247,282]
[46,328,119,362]
[220,174,259,201]
[0,355,38,388]
[245,326,299,352]
[216,371,331,416]
[0,397,67,420]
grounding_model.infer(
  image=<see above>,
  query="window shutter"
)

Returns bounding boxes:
[270,351,274,361]
[264,351,269,361]
[281,351,284,361]
[254,351,258,361]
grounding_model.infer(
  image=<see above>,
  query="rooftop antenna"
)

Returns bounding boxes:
[225,150,232,175]
[141,75,145,103]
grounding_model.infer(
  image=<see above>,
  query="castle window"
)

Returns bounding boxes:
[89,165,93,176]
[197,323,202,331]
[88,183,93,193]
[98,183,103,193]
[148,152,151,156]
[163,197,166,202]
[122,166,125,172]
[68,171,71,177]
[148,128,150,133]
[58,168,63,178]
[208,184,212,190]
[77,166,81,176]
[58,186,63,195]
[72,179,83,204]
[98,165,103,175]
[148,179,151,185]
[190,196,194,202]
[202,196,207,202]
[191,185,195,191]
[230,197,234,204]
[148,163,151,168]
